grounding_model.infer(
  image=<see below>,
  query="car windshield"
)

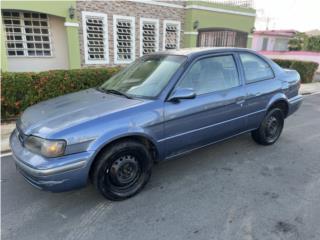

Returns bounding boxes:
[100,55,187,98]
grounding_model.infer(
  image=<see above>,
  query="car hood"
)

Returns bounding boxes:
[18,88,144,136]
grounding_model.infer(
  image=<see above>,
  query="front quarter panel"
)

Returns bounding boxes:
[50,100,165,162]
[88,101,165,160]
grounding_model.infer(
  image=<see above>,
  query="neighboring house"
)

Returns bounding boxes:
[1,0,256,72]
[252,30,296,51]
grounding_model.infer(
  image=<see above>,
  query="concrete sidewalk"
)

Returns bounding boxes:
[1,82,320,154]
[1,123,15,154]
[300,82,320,95]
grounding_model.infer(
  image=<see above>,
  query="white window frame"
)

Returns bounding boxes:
[2,11,53,57]
[82,11,109,65]
[163,20,181,50]
[139,17,159,56]
[113,15,135,64]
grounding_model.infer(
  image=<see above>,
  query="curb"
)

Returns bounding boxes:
[1,151,12,157]
[301,91,320,96]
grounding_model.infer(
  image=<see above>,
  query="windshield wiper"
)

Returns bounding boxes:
[97,87,132,99]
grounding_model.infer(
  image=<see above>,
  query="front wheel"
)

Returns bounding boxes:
[251,108,284,145]
[92,140,153,201]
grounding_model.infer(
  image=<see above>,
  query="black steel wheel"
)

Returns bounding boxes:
[92,140,153,201]
[251,108,284,145]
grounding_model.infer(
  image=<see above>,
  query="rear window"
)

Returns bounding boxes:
[240,53,274,83]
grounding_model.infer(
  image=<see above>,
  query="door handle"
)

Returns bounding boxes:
[236,97,245,105]
[236,99,245,105]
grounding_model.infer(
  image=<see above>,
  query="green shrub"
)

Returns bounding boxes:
[1,67,121,120]
[306,36,320,52]
[273,59,319,83]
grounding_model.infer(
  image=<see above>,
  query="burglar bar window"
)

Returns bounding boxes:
[82,12,109,64]
[140,18,159,56]
[113,15,135,64]
[2,11,52,57]
[163,20,180,50]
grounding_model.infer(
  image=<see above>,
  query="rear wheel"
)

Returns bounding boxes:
[92,140,153,201]
[251,108,284,145]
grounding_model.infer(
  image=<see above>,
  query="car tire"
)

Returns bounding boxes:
[92,140,153,201]
[251,108,284,145]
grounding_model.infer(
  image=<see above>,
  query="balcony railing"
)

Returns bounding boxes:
[201,0,254,9]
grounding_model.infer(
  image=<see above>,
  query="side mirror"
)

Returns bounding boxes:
[168,88,196,102]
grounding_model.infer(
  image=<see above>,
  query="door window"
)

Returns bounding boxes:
[239,53,274,83]
[177,55,240,95]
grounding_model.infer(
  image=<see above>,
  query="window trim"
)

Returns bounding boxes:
[139,17,159,56]
[3,11,53,58]
[113,15,136,65]
[170,53,241,98]
[82,11,109,65]
[162,20,181,50]
[238,52,275,84]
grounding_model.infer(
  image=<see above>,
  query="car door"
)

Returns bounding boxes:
[238,52,280,130]
[162,54,246,158]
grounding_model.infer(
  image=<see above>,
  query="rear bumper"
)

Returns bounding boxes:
[287,95,303,117]
[10,130,95,192]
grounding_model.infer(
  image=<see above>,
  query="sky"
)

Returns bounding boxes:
[254,0,320,32]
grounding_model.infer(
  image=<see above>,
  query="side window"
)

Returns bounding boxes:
[178,55,240,95]
[239,53,274,83]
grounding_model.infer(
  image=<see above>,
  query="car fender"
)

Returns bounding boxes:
[266,92,289,111]
[87,126,159,161]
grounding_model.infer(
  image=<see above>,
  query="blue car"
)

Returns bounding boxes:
[10,48,303,200]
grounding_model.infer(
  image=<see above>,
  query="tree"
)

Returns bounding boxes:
[288,32,308,51]
[306,36,320,52]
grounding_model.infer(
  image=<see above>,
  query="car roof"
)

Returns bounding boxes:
[155,47,254,57]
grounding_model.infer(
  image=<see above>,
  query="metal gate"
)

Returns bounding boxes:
[197,28,248,48]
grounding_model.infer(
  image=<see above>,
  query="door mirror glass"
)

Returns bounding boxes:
[168,88,196,102]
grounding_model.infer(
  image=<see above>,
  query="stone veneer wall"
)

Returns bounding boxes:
[77,1,185,67]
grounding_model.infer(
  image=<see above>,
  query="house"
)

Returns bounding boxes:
[252,30,296,51]
[1,0,256,72]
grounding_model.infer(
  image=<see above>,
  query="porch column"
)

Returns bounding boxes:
[64,21,81,69]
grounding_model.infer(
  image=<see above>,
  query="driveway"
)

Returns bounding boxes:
[1,94,320,240]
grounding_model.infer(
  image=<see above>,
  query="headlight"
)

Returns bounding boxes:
[24,136,66,158]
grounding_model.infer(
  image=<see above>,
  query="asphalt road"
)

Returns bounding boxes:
[1,94,320,240]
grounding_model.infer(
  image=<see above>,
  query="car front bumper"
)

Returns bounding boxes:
[10,129,95,192]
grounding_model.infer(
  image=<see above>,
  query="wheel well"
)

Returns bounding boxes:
[89,135,159,180]
[268,100,289,117]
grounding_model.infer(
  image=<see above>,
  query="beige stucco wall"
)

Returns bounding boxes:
[7,15,69,72]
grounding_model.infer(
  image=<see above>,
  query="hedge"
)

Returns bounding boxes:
[273,59,319,83]
[2,59,319,120]
[1,67,121,120]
